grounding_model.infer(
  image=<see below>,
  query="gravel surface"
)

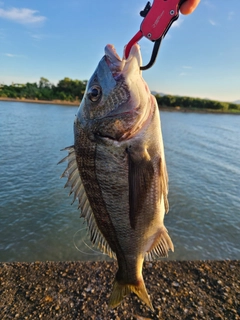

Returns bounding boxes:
[0,260,239,319]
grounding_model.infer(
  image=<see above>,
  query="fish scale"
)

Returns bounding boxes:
[59,43,174,311]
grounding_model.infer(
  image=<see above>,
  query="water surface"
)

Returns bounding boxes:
[0,101,239,262]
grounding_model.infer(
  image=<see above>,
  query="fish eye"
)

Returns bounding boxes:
[87,85,102,102]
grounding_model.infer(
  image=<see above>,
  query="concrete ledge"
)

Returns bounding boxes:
[0,260,239,319]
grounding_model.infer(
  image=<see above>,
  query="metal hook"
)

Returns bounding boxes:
[140,38,162,70]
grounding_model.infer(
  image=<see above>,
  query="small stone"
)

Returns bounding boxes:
[227,308,237,314]
[172,281,180,287]
[85,286,92,292]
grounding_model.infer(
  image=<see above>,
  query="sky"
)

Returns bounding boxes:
[0,0,239,102]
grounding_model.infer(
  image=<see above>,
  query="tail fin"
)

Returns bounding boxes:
[108,279,154,311]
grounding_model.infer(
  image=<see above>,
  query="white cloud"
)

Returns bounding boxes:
[164,33,171,40]
[172,16,183,28]
[0,7,46,25]
[2,53,26,58]
[164,16,183,39]
[209,19,217,26]
[4,53,15,57]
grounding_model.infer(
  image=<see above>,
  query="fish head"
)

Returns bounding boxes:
[76,44,153,141]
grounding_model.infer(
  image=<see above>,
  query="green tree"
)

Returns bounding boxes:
[228,103,239,110]
[22,82,38,99]
[39,77,52,89]
[56,77,86,100]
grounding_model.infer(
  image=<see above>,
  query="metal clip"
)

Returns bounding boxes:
[125,0,186,70]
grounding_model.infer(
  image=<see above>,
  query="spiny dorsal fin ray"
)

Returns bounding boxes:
[59,146,116,259]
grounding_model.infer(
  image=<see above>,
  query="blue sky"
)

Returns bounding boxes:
[0,0,239,102]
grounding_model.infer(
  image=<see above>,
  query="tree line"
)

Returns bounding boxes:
[0,77,87,102]
[155,94,240,112]
[0,77,239,112]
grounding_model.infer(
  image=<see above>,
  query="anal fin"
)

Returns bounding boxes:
[145,229,174,261]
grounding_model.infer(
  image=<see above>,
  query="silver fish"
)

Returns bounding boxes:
[59,43,174,311]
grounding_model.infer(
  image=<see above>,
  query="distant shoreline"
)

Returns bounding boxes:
[1,97,239,114]
[159,106,240,115]
[0,97,80,106]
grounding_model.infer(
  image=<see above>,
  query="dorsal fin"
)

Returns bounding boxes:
[58,146,116,259]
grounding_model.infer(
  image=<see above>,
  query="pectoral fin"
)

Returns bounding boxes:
[127,146,154,229]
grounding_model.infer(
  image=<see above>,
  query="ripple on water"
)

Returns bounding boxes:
[0,103,240,262]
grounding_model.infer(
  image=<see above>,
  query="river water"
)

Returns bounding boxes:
[0,101,239,262]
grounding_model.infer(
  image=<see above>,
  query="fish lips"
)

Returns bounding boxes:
[104,43,142,79]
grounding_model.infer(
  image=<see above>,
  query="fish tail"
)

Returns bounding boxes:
[108,278,154,311]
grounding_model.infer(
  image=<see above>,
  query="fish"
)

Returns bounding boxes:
[59,43,174,311]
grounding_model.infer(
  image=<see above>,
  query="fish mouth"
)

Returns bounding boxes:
[104,44,142,77]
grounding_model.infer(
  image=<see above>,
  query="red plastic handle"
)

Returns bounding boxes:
[140,0,183,41]
[124,0,186,60]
